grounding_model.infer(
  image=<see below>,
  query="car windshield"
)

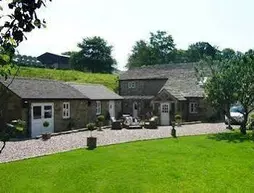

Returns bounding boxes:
[230,106,244,113]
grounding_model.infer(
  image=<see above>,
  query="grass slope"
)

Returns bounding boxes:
[14,67,118,91]
[0,132,254,193]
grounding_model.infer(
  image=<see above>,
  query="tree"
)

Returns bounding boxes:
[126,40,155,68]
[197,57,239,130]
[220,48,236,60]
[197,52,254,134]
[0,0,50,77]
[187,42,218,62]
[149,31,175,64]
[69,36,116,73]
[0,0,51,154]
[127,31,175,68]
[234,50,254,134]
[173,49,189,63]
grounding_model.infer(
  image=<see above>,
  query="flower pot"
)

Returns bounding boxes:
[87,137,97,150]
[42,133,51,140]
[171,128,176,138]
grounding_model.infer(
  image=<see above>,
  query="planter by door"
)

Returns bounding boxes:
[31,103,54,138]
[160,103,170,125]
[109,101,115,118]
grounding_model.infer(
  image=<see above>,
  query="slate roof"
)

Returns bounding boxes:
[120,63,196,80]
[120,63,205,100]
[123,96,154,100]
[161,75,204,100]
[37,52,70,59]
[0,77,86,99]
[68,83,123,100]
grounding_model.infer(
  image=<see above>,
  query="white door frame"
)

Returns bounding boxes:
[109,100,115,118]
[160,102,170,126]
[31,103,54,138]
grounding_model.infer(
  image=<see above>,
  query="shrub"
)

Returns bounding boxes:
[97,115,105,122]
[175,114,182,120]
[11,119,26,131]
[87,123,96,131]
[87,123,96,137]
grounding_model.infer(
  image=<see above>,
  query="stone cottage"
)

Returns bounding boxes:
[0,77,122,138]
[68,83,123,122]
[119,63,215,125]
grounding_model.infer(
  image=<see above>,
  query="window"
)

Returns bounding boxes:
[162,104,169,113]
[189,102,198,114]
[128,81,136,89]
[44,105,52,119]
[33,106,42,119]
[62,102,70,119]
[96,101,101,115]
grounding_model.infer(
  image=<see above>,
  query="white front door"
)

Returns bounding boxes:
[133,102,138,118]
[109,101,115,118]
[31,103,54,138]
[160,103,170,125]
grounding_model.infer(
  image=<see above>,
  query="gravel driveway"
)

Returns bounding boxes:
[0,123,228,163]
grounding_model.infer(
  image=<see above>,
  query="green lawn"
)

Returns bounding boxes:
[0,132,253,193]
[13,67,118,91]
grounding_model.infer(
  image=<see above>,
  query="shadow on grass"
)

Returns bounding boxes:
[208,131,254,143]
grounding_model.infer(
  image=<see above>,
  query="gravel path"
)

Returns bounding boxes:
[0,123,228,163]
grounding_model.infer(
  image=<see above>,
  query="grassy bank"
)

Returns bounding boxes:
[13,67,119,91]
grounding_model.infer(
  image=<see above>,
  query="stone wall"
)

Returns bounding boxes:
[88,100,122,123]
[180,98,216,122]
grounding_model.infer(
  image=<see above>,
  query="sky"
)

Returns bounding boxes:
[9,0,254,70]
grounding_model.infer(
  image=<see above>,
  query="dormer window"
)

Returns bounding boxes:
[128,81,136,89]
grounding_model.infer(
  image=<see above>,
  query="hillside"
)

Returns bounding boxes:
[13,67,119,91]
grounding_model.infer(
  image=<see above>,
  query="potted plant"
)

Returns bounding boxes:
[87,123,97,150]
[175,114,182,127]
[42,121,51,140]
[11,119,26,139]
[171,121,177,138]
[96,115,105,131]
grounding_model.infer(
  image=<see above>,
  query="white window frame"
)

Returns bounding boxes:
[189,102,198,114]
[96,101,101,115]
[62,102,70,119]
[128,81,136,89]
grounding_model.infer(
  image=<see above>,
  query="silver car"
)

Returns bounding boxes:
[225,105,245,125]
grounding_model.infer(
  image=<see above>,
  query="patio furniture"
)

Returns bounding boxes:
[111,117,122,130]
[122,115,143,129]
[144,116,158,129]
[111,121,122,130]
